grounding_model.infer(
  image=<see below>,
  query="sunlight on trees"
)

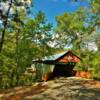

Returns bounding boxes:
[0,0,100,89]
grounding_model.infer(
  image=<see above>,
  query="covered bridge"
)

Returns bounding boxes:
[33,51,80,78]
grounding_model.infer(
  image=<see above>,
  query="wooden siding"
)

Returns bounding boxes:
[57,52,80,63]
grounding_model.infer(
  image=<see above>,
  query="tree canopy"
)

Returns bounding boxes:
[0,0,100,89]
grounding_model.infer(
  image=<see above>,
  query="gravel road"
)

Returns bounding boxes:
[0,77,100,100]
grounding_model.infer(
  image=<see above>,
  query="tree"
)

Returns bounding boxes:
[23,11,55,59]
[55,8,88,51]
[55,0,100,50]
[22,11,57,81]
[0,0,32,52]
[0,9,55,88]
[0,0,35,88]
[55,0,100,79]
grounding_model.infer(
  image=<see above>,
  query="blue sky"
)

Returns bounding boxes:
[32,0,89,26]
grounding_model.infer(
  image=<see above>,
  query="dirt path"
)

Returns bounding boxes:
[0,77,100,100]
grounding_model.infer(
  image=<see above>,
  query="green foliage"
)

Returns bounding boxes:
[55,0,100,80]
[0,0,100,90]
[75,50,100,80]
[0,10,55,89]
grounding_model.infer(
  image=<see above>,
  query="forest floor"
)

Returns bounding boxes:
[0,77,100,100]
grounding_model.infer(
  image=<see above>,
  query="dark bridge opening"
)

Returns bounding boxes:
[53,63,76,77]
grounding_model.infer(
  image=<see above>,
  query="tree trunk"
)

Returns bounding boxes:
[0,0,12,52]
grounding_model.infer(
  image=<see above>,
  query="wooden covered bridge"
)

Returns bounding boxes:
[33,51,80,79]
